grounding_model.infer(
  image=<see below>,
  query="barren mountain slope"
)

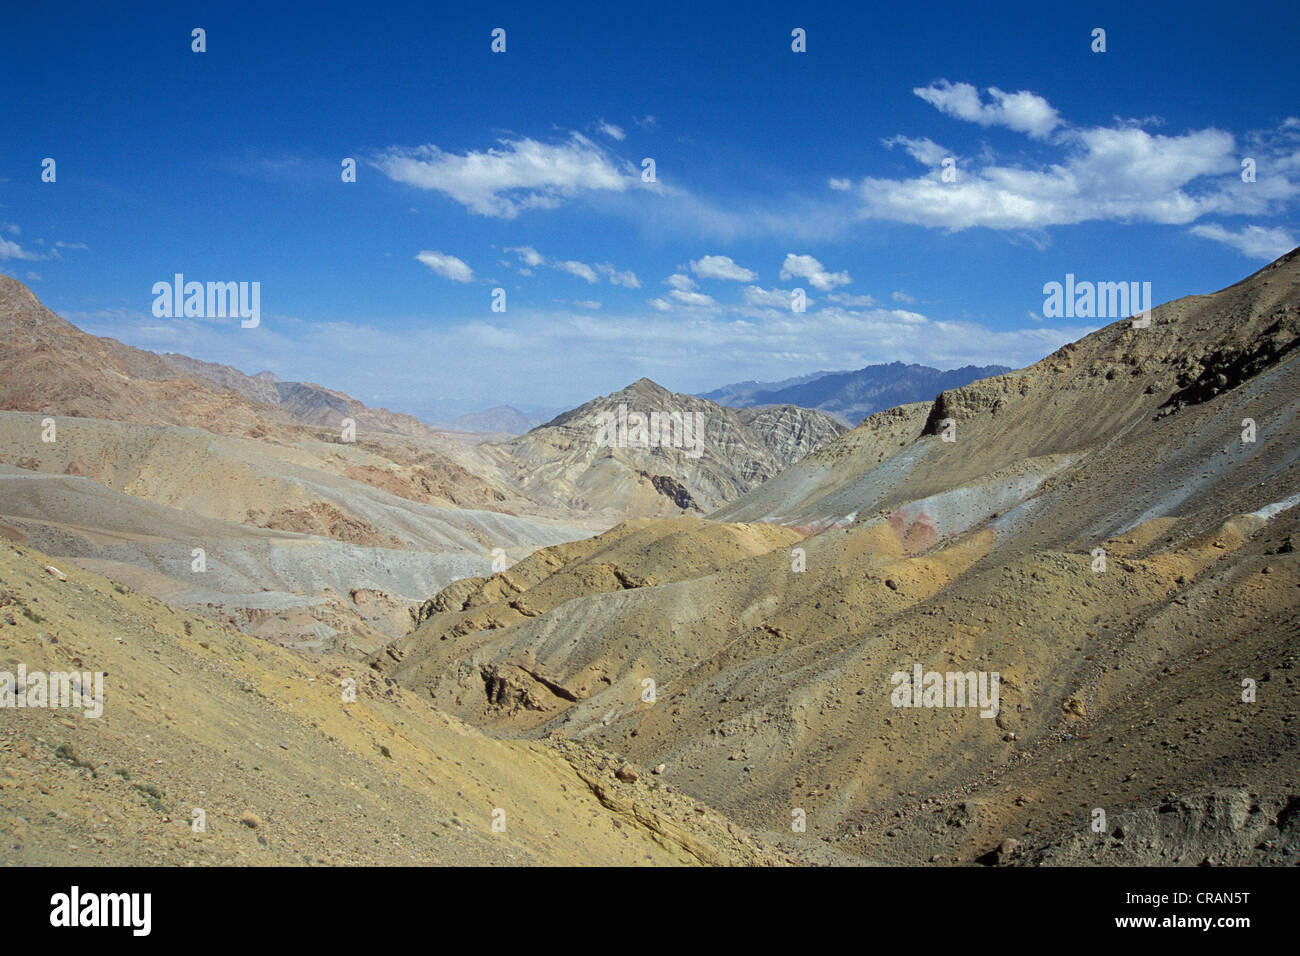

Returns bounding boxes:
[0,280,612,651]
[0,539,794,866]
[0,458,590,656]
[377,516,803,703]
[376,249,1300,865]
[715,248,1300,537]
[0,410,596,655]
[0,277,531,514]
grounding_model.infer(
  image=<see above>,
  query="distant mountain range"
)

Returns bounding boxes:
[700,361,1012,425]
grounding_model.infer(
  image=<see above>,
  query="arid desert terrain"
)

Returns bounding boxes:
[2,249,1298,866]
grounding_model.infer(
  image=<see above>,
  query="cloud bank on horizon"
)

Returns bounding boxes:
[2,2,1297,415]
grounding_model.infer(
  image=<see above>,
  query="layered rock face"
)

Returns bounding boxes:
[482,378,847,518]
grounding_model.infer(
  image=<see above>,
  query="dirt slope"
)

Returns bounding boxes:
[0,414,594,655]
[0,539,794,866]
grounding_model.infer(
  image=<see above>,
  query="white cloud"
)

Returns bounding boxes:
[597,119,626,141]
[852,125,1241,231]
[372,133,636,218]
[0,238,39,261]
[1190,223,1297,260]
[892,290,916,304]
[779,253,851,291]
[506,245,545,267]
[557,260,599,283]
[666,273,697,291]
[507,247,639,287]
[828,178,853,191]
[573,299,602,309]
[597,262,641,288]
[837,83,1300,234]
[914,80,1061,139]
[669,289,717,307]
[827,292,878,307]
[690,254,757,281]
[883,135,951,167]
[415,250,475,283]
[742,286,804,310]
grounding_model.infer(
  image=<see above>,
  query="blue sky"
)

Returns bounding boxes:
[2,0,1297,420]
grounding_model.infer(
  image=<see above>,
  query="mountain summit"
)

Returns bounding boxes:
[482,378,847,516]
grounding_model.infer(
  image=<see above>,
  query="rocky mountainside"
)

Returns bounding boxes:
[701,361,1011,425]
[0,277,518,493]
[159,352,471,447]
[375,248,1300,865]
[0,278,267,430]
[158,353,284,406]
[482,378,847,518]
[0,539,795,866]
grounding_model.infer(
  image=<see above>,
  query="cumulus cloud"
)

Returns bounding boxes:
[415,250,475,283]
[913,81,1061,139]
[853,125,1240,231]
[779,253,851,291]
[666,273,697,291]
[372,133,636,218]
[1190,223,1297,260]
[742,286,804,310]
[836,82,1300,234]
[690,254,757,281]
[892,290,916,304]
